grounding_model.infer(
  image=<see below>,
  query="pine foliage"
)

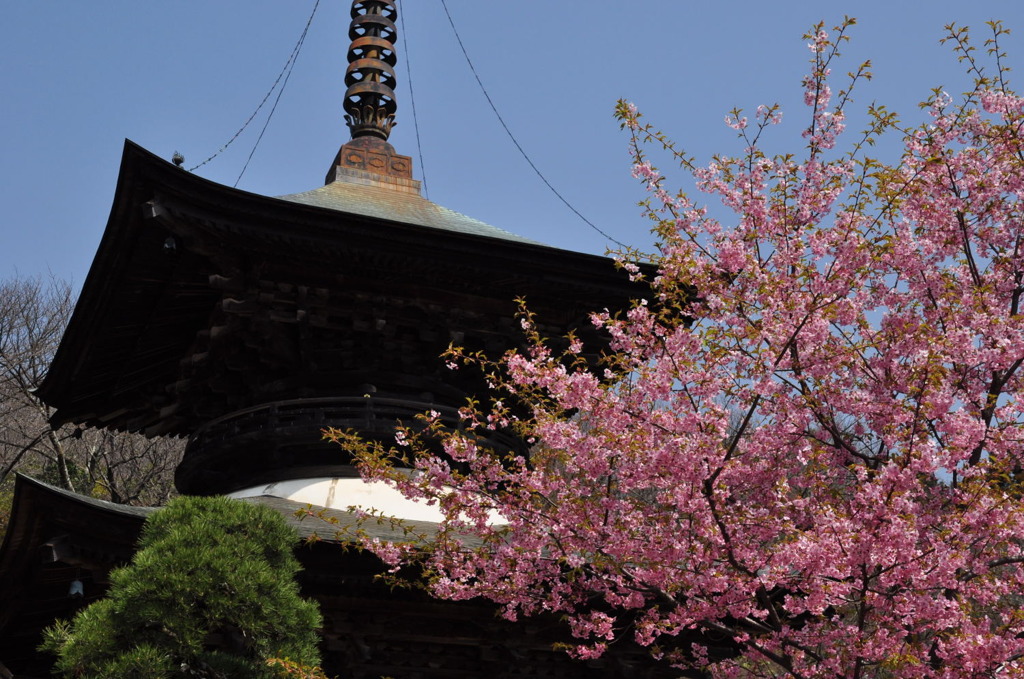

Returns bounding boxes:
[40,495,322,679]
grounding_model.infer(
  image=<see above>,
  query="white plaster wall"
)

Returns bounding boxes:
[228,477,448,523]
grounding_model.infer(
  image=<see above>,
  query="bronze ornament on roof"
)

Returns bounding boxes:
[328,0,413,184]
[343,0,399,142]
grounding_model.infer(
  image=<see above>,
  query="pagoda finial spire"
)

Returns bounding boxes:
[344,0,399,141]
[326,0,416,187]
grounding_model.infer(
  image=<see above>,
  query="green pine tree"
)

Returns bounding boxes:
[40,495,323,679]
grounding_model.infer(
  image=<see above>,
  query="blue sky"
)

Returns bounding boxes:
[3,1,1024,287]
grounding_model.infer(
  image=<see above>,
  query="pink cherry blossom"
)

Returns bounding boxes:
[340,19,1024,678]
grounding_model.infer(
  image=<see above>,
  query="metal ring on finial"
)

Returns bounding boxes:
[344,0,399,141]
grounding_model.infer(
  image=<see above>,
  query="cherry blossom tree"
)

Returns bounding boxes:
[338,20,1024,678]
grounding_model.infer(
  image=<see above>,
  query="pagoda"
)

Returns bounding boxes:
[0,3,676,677]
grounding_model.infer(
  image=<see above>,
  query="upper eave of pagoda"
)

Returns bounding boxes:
[34,141,642,434]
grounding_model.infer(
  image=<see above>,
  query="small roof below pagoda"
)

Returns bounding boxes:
[0,474,679,678]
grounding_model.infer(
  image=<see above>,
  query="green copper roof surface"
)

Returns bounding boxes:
[278,179,543,246]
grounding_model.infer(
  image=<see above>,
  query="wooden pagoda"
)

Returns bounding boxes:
[0,2,680,677]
